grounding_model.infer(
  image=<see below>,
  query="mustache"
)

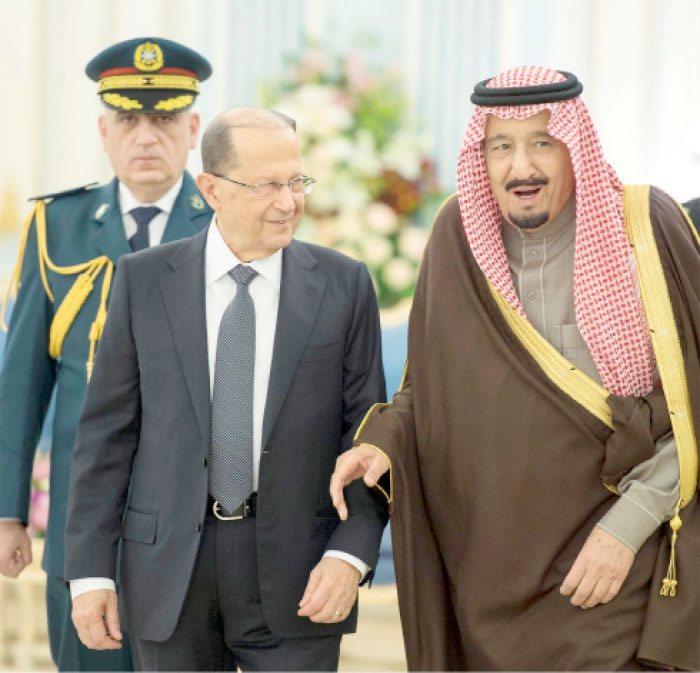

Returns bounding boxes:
[505,177,548,191]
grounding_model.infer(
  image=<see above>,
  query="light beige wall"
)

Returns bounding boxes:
[2,0,700,259]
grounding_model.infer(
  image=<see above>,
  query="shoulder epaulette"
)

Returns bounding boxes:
[29,182,100,203]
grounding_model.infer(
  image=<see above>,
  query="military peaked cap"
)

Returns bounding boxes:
[86,37,212,113]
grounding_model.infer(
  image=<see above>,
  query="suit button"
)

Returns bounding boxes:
[194,522,202,532]
[202,457,208,467]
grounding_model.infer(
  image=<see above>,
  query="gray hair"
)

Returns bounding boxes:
[201,107,297,175]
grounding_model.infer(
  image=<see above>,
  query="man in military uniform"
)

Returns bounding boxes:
[0,37,212,671]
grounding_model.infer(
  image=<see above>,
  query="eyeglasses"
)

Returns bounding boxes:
[212,173,316,197]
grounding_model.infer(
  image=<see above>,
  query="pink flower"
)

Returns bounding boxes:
[29,491,49,535]
[28,454,50,536]
[344,53,372,92]
[32,454,50,481]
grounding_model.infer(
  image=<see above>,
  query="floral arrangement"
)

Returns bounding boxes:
[261,46,445,309]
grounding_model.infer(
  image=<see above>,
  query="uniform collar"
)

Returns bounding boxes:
[118,175,183,215]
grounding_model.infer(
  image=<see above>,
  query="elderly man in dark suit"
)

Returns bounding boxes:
[64,107,388,671]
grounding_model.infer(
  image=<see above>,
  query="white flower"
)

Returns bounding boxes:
[349,130,382,175]
[333,210,363,240]
[360,235,394,267]
[276,85,353,138]
[398,225,428,261]
[366,202,398,234]
[382,130,430,180]
[304,138,354,178]
[309,174,371,213]
[381,258,416,292]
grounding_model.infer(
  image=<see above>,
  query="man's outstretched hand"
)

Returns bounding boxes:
[330,444,389,520]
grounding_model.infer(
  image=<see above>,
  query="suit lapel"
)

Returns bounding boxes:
[159,229,211,447]
[161,172,211,243]
[90,179,131,264]
[262,241,326,449]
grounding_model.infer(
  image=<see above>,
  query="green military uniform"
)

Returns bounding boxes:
[0,36,212,671]
[1,175,211,570]
[0,176,212,670]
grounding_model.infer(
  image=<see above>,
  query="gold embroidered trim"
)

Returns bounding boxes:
[623,185,698,509]
[603,482,621,496]
[623,185,698,597]
[99,74,199,92]
[398,360,408,391]
[154,95,194,111]
[102,93,143,110]
[489,283,613,428]
[353,403,394,504]
[360,442,393,504]
[354,401,382,439]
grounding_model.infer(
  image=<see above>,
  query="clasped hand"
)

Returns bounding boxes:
[329,444,390,520]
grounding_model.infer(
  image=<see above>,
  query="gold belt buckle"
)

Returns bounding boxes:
[212,500,246,521]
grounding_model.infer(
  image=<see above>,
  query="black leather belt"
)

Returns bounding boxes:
[207,493,257,520]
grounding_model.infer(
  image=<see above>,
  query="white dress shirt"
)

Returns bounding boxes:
[119,176,182,246]
[205,219,281,489]
[71,217,368,599]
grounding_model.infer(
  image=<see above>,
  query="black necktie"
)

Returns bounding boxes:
[209,265,259,514]
[129,206,161,251]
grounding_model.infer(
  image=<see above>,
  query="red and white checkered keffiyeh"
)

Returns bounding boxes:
[456,65,654,397]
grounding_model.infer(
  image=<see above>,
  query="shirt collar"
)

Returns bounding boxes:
[205,217,283,289]
[118,175,183,215]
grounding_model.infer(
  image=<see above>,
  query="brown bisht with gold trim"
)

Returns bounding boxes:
[356,188,700,671]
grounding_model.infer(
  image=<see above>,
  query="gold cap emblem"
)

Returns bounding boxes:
[134,41,164,72]
[190,194,204,210]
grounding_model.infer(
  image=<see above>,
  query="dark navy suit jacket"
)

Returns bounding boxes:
[65,227,388,641]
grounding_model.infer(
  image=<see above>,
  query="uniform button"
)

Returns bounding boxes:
[529,249,539,258]
[202,457,208,467]
[527,291,536,300]
[194,522,202,532]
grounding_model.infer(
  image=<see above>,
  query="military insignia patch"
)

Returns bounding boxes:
[134,41,164,72]
[190,194,205,210]
[95,203,110,219]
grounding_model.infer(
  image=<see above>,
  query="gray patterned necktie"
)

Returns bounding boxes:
[209,264,258,513]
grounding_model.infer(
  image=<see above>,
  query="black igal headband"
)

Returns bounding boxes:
[470,71,583,106]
